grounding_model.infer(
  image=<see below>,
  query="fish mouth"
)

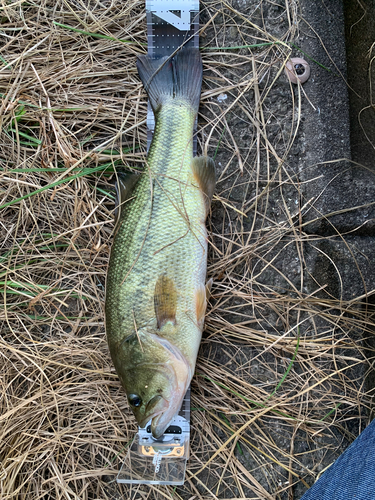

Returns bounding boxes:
[150,386,187,438]
[137,389,186,439]
[151,412,174,439]
[137,395,169,429]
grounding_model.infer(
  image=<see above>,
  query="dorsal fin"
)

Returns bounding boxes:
[191,156,216,215]
[114,171,140,225]
[154,275,177,329]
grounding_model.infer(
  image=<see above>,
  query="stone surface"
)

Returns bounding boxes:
[296,0,375,236]
[344,0,375,172]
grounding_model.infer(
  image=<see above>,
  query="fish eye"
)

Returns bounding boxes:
[128,394,142,407]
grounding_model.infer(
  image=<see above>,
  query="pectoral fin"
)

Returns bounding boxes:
[114,171,140,225]
[191,156,216,215]
[154,275,177,329]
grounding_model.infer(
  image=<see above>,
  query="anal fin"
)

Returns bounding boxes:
[196,283,208,328]
[191,156,216,216]
[205,277,213,301]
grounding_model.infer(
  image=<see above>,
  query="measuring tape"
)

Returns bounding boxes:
[142,0,199,436]
[146,0,200,150]
[117,0,200,486]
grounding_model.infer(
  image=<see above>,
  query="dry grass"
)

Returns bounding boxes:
[0,1,374,499]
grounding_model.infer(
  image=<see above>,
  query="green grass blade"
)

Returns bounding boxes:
[1,280,89,300]
[24,314,93,321]
[0,54,9,66]
[53,21,146,47]
[319,403,342,421]
[219,413,243,455]
[0,162,115,211]
[202,42,276,50]
[200,374,296,421]
[202,41,331,73]
[7,129,42,144]
[8,105,26,128]
[93,186,115,199]
[267,335,300,399]
[289,43,331,71]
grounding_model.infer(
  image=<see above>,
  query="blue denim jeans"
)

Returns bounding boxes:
[300,419,375,499]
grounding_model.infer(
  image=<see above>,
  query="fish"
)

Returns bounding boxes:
[105,47,215,439]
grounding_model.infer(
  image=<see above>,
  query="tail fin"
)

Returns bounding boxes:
[136,48,202,115]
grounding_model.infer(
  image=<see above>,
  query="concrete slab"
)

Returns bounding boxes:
[296,0,375,236]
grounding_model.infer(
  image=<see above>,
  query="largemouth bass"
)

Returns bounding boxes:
[105,48,215,438]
